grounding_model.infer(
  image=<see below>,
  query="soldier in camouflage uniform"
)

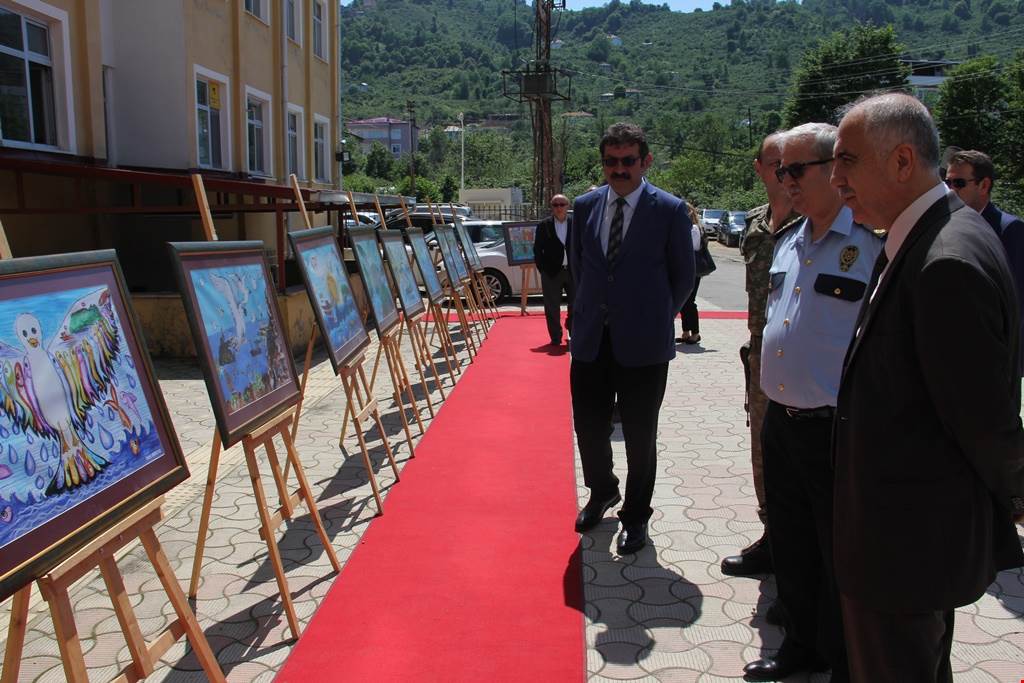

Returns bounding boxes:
[721,132,801,578]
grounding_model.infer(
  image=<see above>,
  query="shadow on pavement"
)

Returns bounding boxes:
[565,537,704,666]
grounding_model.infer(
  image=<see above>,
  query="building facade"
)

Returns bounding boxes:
[347,116,418,159]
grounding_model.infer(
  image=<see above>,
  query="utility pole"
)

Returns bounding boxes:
[501,0,569,214]
[459,111,465,193]
[406,99,417,197]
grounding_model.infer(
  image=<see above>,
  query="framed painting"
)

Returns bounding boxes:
[378,230,426,320]
[452,217,483,271]
[404,228,444,305]
[0,250,188,601]
[436,226,470,284]
[288,227,370,374]
[502,222,539,267]
[348,227,401,335]
[169,241,301,448]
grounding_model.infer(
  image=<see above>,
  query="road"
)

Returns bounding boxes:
[696,240,746,312]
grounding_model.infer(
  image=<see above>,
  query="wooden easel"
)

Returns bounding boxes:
[2,499,226,683]
[185,175,341,640]
[280,181,399,515]
[518,264,543,316]
[0,218,225,682]
[448,203,500,323]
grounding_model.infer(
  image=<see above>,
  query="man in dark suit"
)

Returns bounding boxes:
[830,93,1024,681]
[533,193,574,345]
[944,149,1024,375]
[570,122,694,554]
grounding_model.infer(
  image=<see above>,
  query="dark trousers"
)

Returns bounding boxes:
[540,266,574,343]
[680,276,701,333]
[570,328,668,523]
[840,594,954,683]
[762,400,847,676]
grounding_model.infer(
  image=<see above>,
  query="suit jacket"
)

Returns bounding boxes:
[983,203,1024,375]
[570,183,694,367]
[533,215,573,277]
[833,192,1024,613]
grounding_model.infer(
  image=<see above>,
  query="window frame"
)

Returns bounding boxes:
[243,0,268,23]
[285,0,301,45]
[312,114,330,183]
[311,0,326,60]
[286,103,305,179]
[193,64,232,171]
[244,85,273,177]
[0,1,75,153]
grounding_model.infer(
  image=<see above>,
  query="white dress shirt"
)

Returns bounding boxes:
[872,182,950,296]
[554,218,569,266]
[600,180,647,255]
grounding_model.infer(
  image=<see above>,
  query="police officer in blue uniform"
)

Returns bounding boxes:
[741,123,882,682]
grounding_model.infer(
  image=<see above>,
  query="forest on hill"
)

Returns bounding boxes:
[340,0,1024,212]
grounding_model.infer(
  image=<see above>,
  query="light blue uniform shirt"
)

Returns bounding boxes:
[760,205,883,409]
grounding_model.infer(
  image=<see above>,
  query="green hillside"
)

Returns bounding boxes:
[340,0,1024,208]
[342,0,1023,122]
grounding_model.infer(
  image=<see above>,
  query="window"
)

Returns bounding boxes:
[313,116,329,182]
[244,0,266,20]
[285,0,300,43]
[245,89,276,176]
[0,7,57,146]
[195,80,221,168]
[390,128,401,140]
[286,106,305,178]
[390,143,401,156]
[312,1,326,59]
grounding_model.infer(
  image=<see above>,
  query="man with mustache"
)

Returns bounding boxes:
[569,122,694,555]
[744,122,881,681]
[831,93,1024,682]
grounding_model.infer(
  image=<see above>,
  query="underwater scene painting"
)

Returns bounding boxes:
[189,264,292,415]
[0,285,164,550]
[408,233,443,300]
[298,242,366,361]
[352,235,398,330]
[381,237,424,317]
[504,223,537,266]
[441,229,470,281]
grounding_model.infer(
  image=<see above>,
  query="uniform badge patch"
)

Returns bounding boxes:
[839,245,859,272]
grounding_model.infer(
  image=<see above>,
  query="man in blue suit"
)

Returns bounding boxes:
[569,122,695,554]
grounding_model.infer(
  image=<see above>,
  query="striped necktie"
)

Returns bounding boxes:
[607,197,626,265]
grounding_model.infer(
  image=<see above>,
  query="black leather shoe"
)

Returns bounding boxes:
[743,651,826,681]
[721,535,773,577]
[616,521,648,554]
[574,492,621,532]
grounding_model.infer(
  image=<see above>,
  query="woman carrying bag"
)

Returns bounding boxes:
[678,202,717,344]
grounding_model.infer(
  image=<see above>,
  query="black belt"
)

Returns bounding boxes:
[780,404,835,420]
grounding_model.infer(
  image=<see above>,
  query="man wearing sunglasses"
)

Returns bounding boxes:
[945,150,1024,375]
[829,93,1024,683]
[721,131,802,582]
[745,122,882,682]
[569,122,694,555]
[533,194,575,345]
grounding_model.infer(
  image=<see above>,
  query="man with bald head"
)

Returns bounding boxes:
[831,93,1024,681]
[534,193,575,345]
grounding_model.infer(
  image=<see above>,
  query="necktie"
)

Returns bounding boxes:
[607,197,626,265]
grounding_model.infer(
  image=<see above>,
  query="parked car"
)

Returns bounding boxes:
[716,211,747,247]
[700,208,726,237]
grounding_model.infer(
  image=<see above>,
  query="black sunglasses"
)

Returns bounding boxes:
[602,155,639,168]
[944,177,977,189]
[775,157,834,182]
[551,201,569,207]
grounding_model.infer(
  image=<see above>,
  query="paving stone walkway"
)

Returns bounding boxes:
[1,311,1022,682]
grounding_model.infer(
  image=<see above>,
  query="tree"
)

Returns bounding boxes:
[440,175,458,202]
[782,24,910,127]
[365,143,394,179]
[998,50,1024,215]
[934,56,1006,155]
[586,35,610,62]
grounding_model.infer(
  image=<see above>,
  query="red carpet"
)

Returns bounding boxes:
[276,317,582,683]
